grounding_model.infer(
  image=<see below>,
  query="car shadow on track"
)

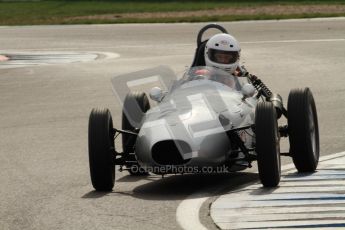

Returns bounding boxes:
[82,191,111,199]
[115,172,258,201]
[82,172,259,200]
[116,174,157,183]
[249,187,280,195]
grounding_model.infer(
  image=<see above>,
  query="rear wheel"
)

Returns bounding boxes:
[288,88,319,172]
[255,101,281,187]
[88,108,115,191]
[122,92,150,175]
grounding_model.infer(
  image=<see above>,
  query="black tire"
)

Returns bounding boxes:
[122,92,150,175]
[288,88,319,172]
[255,101,281,187]
[88,108,115,191]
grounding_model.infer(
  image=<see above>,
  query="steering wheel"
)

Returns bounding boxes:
[196,24,228,47]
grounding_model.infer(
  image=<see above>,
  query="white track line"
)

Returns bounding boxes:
[242,38,345,44]
[176,151,345,230]
[176,192,209,230]
[0,38,344,53]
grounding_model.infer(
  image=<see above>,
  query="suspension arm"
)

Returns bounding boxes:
[113,128,138,136]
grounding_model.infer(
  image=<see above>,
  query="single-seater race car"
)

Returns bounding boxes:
[88,24,319,191]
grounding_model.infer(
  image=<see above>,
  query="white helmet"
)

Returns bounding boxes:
[204,33,241,74]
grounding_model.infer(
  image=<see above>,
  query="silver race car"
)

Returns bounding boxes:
[88,24,319,191]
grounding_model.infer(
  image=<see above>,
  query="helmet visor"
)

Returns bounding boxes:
[208,49,239,64]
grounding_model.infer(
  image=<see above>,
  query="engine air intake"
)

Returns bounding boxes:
[152,140,191,165]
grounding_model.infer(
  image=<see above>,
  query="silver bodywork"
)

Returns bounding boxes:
[134,67,258,170]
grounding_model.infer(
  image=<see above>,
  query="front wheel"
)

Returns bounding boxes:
[122,92,150,175]
[288,88,319,172]
[88,108,115,191]
[255,101,281,187]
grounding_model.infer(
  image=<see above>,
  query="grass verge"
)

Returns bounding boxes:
[0,1,344,25]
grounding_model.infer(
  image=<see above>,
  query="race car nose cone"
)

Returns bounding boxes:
[0,55,9,62]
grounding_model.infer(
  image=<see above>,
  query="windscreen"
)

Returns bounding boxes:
[176,66,242,90]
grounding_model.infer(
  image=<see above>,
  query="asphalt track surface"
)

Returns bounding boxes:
[0,18,345,230]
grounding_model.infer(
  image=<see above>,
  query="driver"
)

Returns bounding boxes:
[204,33,245,89]
[204,33,241,76]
